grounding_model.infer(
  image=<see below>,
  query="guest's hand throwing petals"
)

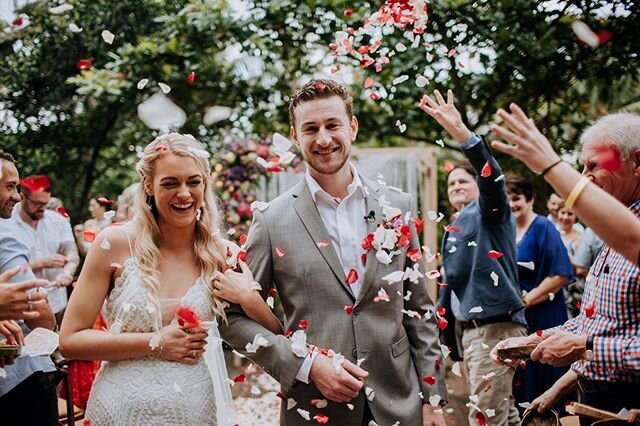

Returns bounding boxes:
[530,331,588,367]
[490,333,544,366]
[419,89,472,143]
[490,103,561,174]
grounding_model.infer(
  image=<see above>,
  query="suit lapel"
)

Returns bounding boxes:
[292,181,355,299]
[355,177,383,306]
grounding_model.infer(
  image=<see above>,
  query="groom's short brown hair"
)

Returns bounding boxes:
[288,78,354,127]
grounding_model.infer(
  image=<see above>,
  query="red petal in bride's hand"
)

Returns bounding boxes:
[175,305,201,329]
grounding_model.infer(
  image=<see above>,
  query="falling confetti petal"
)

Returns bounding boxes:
[101,30,115,44]
[517,261,535,270]
[137,93,186,130]
[392,75,409,85]
[100,239,110,250]
[429,394,441,407]
[548,292,555,301]
[203,105,233,126]
[480,161,492,178]
[297,409,311,421]
[487,250,503,259]
[68,23,83,32]
[158,82,171,94]
[275,247,285,257]
[452,362,461,377]
[137,78,149,90]
[469,306,483,313]
[187,71,196,85]
[423,375,436,385]
[287,398,297,410]
[346,268,359,285]
[49,3,74,14]
[365,387,375,401]
[571,21,600,47]
[490,271,499,287]
[584,303,595,318]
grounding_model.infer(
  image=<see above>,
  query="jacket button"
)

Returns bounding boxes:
[353,306,362,316]
[352,348,357,358]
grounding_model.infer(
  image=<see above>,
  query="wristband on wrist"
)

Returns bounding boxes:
[539,159,563,176]
[565,177,590,210]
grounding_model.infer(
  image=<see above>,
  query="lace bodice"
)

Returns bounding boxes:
[85,257,219,426]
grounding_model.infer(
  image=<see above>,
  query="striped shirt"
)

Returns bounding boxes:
[558,199,640,383]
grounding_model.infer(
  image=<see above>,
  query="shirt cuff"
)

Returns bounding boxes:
[295,350,319,384]
[459,134,481,149]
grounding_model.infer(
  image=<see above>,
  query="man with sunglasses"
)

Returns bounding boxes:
[12,176,79,325]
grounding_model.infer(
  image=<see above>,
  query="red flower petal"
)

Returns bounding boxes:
[314,82,326,92]
[475,411,487,426]
[239,234,248,246]
[343,9,353,16]
[20,175,49,192]
[175,305,201,329]
[56,206,70,219]
[316,240,329,248]
[487,250,504,259]
[596,145,622,172]
[268,288,277,297]
[407,248,421,262]
[344,305,353,315]
[435,359,441,370]
[285,329,293,338]
[275,247,285,257]
[187,71,195,85]
[12,16,24,27]
[585,303,595,318]
[422,375,436,385]
[237,250,247,263]
[444,226,460,233]
[437,306,446,316]
[443,161,455,173]
[437,317,448,330]
[364,77,374,89]
[76,58,92,70]
[369,92,380,101]
[361,233,374,251]
[536,329,543,337]
[313,414,329,424]
[298,319,307,329]
[83,230,96,243]
[480,161,492,178]
[411,217,424,235]
[233,373,246,383]
[346,268,358,285]
[96,196,113,204]
[361,253,367,266]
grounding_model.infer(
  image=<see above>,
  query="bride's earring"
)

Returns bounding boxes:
[196,208,202,221]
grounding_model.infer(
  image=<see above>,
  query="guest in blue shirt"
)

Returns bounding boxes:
[506,176,575,411]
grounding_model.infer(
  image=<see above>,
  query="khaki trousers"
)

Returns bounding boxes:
[462,321,527,426]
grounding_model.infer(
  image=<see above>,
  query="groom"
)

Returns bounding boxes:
[219,79,447,425]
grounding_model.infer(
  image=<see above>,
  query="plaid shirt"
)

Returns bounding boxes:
[556,199,640,383]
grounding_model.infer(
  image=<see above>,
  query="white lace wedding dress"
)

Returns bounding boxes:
[84,256,232,426]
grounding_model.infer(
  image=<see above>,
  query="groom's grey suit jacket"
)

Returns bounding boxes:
[219,174,446,425]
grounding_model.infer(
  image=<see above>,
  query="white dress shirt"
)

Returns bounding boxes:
[12,204,76,313]
[295,163,368,383]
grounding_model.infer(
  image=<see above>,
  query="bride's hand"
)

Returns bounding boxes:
[156,324,208,365]
[212,261,258,306]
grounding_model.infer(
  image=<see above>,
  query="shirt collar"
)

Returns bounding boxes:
[305,162,365,203]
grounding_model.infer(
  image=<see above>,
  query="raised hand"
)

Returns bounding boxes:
[490,103,561,173]
[419,89,472,143]
[309,354,369,403]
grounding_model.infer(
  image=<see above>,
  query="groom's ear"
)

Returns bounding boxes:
[290,126,300,148]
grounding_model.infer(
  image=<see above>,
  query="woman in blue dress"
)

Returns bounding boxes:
[506,176,575,412]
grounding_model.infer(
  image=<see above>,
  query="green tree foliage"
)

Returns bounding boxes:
[1,0,638,220]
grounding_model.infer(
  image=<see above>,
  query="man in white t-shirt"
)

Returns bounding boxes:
[12,176,79,324]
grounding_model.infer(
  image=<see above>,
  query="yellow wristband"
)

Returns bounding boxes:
[565,177,590,210]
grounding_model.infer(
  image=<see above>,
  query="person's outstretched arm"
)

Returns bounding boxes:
[491,103,640,265]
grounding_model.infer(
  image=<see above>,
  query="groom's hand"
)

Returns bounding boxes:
[422,404,446,426]
[309,354,369,403]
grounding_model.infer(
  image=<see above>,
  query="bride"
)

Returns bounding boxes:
[59,133,282,425]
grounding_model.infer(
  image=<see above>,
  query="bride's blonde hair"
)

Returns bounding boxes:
[133,133,227,323]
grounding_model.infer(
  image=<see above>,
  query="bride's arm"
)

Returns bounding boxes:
[213,261,283,335]
[59,228,207,363]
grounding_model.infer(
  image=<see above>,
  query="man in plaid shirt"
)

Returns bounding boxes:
[492,112,640,418]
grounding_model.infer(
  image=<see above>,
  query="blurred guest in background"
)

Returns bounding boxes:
[12,176,79,325]
[507,176,575,411]
[74,194,113,257]
[556,201,584,318]
[114,183,139,223]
